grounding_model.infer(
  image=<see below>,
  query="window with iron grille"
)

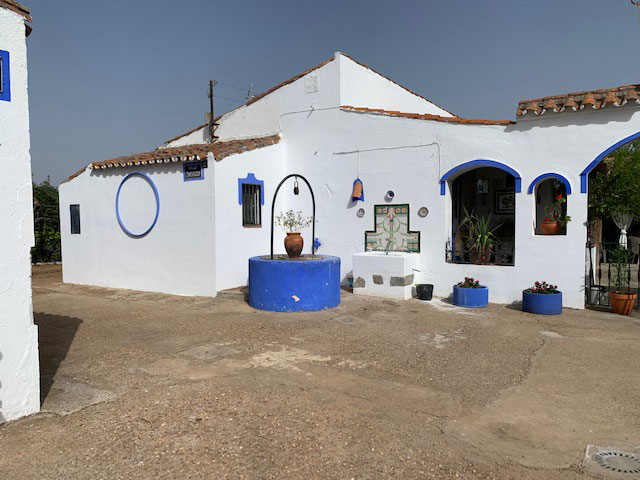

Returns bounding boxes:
[242,184,261,226]
[70,204,81,234]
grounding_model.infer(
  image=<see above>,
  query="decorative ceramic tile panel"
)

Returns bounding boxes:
[365,204,420,253]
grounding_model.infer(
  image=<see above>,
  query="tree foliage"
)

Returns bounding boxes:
[32,181,61,262]
[589,139,640,220]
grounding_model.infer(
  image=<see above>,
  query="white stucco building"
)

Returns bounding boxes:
[0,0,39,423]
[60,51,640,309]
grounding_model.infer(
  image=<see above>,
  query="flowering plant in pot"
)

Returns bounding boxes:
[608,246,638,315]
[453,277,488,308]
[522,281,562,315]
[541,194,571,235]
[275,210,312,258]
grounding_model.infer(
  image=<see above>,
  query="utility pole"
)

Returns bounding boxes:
[207,80,219,142]
[245,83,253,102]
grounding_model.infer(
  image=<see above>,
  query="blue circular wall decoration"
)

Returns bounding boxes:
[115,172,160,237]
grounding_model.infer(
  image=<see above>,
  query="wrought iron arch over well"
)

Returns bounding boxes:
[270,174,316,259]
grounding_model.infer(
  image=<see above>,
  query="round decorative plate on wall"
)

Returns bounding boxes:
[418,207,429,218]
[356,208,365,218]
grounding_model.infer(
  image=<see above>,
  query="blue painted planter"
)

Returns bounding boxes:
[453,285,488,308]
[249,255,340,312]
[522,291,562,315]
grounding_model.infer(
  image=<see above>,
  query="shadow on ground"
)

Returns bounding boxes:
[35,313,82,404]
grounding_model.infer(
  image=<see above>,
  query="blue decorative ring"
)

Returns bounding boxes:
[115,172,160,237]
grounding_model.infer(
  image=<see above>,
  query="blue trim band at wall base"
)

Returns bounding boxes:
[115,172,160,238]
[249,255,340,312]
[439,159,522,195]
[522,291,562,315]
[527,173,572,195]
[580,131,640,193]
[453,285,488,308]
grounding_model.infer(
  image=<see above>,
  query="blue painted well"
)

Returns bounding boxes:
[453,285,489,308]
[522,291,562,315]
[249,255,340,312]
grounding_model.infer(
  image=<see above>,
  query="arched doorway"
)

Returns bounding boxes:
[583,134,640,310]
[441,161,520,266]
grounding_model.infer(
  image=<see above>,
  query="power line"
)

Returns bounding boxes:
[216,81,250,93]
[213,94,246,103]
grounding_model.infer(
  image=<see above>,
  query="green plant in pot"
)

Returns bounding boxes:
[275,210,312,258]
[460,207,501,265]
[608,245,638,315]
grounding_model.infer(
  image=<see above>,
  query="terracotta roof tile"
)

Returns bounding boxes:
[60,166,88,185]
[340,105,513,126]
[602,90,623,107]
[0,0,31,21]
[517,84,640,117]
[62,135,281,179]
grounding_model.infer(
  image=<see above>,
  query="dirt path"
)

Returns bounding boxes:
[0,265,639,479]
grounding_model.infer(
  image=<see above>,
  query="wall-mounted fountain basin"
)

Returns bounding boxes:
[352,251,418,300]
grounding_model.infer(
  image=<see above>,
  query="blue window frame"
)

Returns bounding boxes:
[0,50,10,102]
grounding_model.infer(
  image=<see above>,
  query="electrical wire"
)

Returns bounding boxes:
[213,94,246,103]
[216,81,250,92]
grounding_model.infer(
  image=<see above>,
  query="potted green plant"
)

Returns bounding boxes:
[461,208,501,264]
[522,281,562,315]
[453,277,488,308]
[275,210,312,258]
[608,246,638,315]
[541,194,571,235]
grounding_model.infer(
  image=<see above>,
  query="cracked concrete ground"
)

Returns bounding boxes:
[1,265,639,479]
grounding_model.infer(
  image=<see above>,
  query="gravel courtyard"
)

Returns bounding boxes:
[1,265,639,479]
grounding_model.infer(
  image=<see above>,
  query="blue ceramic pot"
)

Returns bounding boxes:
[453,285,488,308]
[522,291,562,315]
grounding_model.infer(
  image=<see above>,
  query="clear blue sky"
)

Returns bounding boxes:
[25,0,640,185]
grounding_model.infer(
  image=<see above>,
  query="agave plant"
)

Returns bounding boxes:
[460,207,501,264]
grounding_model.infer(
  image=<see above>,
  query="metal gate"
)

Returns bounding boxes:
[586,242,640,309]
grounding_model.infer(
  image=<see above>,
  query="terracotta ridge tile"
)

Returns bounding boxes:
[340,105,513,126]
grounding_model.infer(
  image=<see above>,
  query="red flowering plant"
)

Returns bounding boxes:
[525,281,559,294]
[457,277,482,288]
[544,194,571,226]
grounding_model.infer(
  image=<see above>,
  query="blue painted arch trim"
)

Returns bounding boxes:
[115,172,160,238]
[580,131,640,193]
[527,173,572,195]
[439,159,522,195]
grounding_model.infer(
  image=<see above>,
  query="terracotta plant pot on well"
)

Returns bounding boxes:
[609,292,638,316]
[540,219,560,235]
[284,232,304,258]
